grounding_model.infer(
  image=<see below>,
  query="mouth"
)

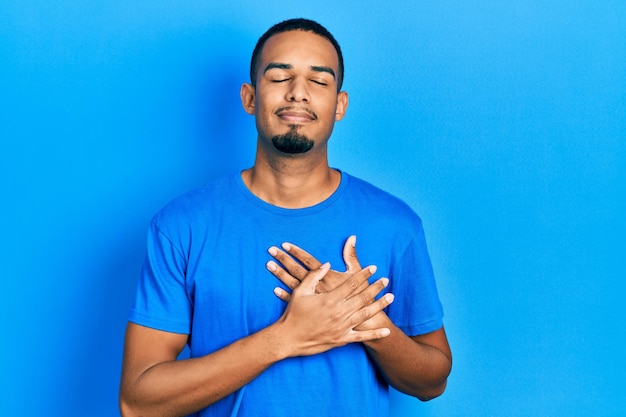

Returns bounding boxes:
[275,107,318,123]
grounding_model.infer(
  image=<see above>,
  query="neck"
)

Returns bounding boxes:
[241,142,340,209]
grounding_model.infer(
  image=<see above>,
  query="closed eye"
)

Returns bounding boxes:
[310,79,328,86]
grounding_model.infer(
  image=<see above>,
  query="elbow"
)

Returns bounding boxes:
[119,395,137,417]
[416,379,448,402]
[119,391,146,417]
[413,359,452,401]
[119,401,132,417]
[119,400,152,417]
[393,373,449,402]
[119,390,179,417]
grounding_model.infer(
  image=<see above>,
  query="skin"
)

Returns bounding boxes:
[119,29,451,416]
[120,265,393,417]
[119,30,390,417]
[268,236,452,400]
[239,30,348,208]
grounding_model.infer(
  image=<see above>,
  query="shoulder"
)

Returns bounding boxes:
[342,172,423,229]
[151,172,238,231]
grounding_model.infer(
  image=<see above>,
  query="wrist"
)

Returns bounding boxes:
[255,322,294,363]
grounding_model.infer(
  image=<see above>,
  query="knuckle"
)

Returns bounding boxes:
[377,297,390,310]
[350,308,369,326]
[317,282,329,294]
[358,293,371,305]
[352,332,364,343]
[361,287,377,300]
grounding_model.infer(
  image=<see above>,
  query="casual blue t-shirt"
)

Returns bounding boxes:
[129,171,443,417]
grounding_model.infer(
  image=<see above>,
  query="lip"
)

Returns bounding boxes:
[275,107,317,123]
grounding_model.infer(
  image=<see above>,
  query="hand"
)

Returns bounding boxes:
[267,236,392,331]
[275,261,394,357]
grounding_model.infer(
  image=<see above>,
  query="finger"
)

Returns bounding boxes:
[268,246,309,279]
[281,242,322,270]
[343,277,388,316]
[273,287,292,302]
[346,277,389,303]
[342,235,362,273]
[348,292,395,328]
[294,262,331,295]
[266,260,301,290]
[348,327,391,342]
[333,265,377,300]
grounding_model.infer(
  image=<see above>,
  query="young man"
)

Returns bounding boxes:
[120,18,451,417]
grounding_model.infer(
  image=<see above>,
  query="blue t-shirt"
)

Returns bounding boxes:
[129,171,443,417]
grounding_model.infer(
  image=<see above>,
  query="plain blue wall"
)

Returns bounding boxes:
[2,1,624,416]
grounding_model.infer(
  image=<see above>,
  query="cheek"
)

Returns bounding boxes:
[253,100,272,123]
[320,106,340,125]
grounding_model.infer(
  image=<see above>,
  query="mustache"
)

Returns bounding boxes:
[274,106,318,120]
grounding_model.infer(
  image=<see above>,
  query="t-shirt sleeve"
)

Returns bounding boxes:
[387,221,443,336]
[128,219,192,334]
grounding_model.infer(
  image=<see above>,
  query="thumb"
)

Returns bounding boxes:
[342,235,362,273]
[297,262,331,295]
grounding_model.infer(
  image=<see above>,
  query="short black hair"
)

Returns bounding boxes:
[249,18,344,91]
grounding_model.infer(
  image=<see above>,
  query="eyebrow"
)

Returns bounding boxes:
[311,65,336,79]
[263,62,336,79]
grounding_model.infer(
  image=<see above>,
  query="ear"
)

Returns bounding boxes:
[335,91,348,121]
[240,83,256,115]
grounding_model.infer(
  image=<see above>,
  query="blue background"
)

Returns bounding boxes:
[2,1,624,416]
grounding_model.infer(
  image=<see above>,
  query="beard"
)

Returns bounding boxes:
[271,126,314,154]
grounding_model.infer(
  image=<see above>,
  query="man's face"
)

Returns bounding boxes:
[242,30,347,155]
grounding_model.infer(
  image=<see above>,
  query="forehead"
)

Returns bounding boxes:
[259,30,339,71]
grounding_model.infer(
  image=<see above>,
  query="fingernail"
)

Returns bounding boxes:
[384,293,395,303]
[320,262,330,269]
[350,235,357,247]
[381,328,390,337]
[268,247,278,256]
[282,242,292,251]
[381,277,389,287]
[266,261,277,271]
[368,265,377,274]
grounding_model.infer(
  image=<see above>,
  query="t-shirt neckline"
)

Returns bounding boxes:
[233,169,348,217]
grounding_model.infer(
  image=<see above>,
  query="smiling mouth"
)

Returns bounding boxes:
[275,107,318,122]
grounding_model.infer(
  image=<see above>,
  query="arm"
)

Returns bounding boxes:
[267,236,452,401]
[359,314,451,400]
[120,263,393,417]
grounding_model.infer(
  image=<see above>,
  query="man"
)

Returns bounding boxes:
[120,18,451,417]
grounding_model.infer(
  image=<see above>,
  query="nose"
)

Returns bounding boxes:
[285,77,310,102]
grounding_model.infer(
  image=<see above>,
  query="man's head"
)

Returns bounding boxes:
[250,18,344,92]
[241,19,348,156]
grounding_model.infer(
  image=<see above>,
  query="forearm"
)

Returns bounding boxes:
[120,324,287,417]
[362,315,451,401]
[120,262,392,416]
